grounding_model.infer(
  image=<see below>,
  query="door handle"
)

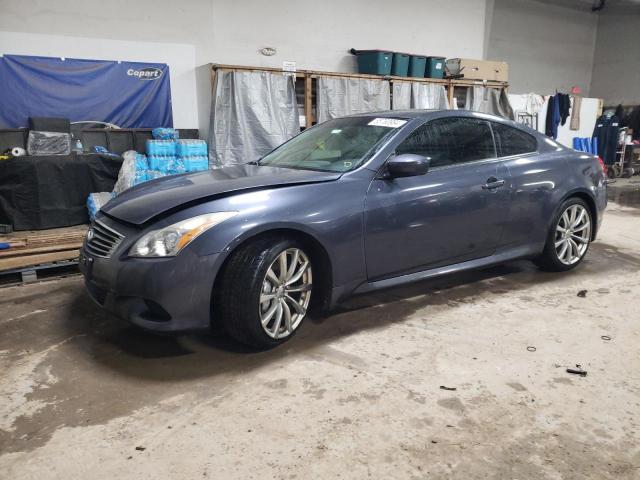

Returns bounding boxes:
[482,177,505,190]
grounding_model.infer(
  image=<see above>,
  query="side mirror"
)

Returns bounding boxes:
[386,154,430,178]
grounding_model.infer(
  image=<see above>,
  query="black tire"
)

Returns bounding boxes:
[215,235,313,349]
[534,197,593,272]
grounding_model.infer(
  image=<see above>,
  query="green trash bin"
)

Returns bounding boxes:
[350,49,393,75]
[391,53,410,77]
[409,55,427,78]
[426,56,446,78]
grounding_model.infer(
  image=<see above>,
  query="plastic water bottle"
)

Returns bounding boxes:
[74,138,83,153]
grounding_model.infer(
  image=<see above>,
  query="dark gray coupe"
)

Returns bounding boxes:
[81,110,607,348]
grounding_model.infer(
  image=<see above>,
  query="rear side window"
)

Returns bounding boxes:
[492,123,538,157]
[396,117,496,168]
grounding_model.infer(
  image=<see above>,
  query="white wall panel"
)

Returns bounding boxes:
[488,0,598,95]
[0,0,488,135]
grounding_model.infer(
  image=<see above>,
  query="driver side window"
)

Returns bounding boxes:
[396,117,496,168]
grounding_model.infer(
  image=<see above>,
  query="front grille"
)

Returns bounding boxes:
[85,220,124,258]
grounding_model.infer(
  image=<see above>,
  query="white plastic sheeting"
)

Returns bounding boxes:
[392,82,449,110]
[112,150,138,195]
[208,70,300,166]
[465,86,515,120]
[317,77,390,123]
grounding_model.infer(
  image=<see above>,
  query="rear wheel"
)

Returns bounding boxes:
[534,198,592,272]
[216,236,313,349]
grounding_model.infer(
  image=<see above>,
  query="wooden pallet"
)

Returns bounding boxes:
[0,225,87,277]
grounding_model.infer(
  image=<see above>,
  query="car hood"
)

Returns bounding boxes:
[101,164,341,225]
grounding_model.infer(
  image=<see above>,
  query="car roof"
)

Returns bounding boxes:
[347,109,437,119]
[344,109,548,142]
[348,109,510,122]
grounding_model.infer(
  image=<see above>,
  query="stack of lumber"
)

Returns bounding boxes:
[0,225,87,272]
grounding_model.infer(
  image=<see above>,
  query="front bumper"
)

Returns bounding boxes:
[80,223,223,332]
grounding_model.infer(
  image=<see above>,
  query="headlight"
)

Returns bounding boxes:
[129,212,238,257]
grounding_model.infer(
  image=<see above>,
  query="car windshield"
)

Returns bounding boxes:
[258,116,407,173]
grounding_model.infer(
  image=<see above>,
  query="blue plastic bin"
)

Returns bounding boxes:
[572,137,582,151]
[408,55,427,78]
[391,53,410,77]
[351,49,393,75]
[425,56,446,78]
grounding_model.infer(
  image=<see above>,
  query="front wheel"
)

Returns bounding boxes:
[216,236,313,349]
[534,198,593,272]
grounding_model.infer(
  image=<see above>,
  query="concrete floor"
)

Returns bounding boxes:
[1,181,640,479]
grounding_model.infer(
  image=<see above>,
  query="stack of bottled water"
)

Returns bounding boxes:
[176,139,208,172]
[144,130,209,176]
[87,130,209,218]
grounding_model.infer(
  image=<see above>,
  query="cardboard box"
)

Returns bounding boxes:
[445,58,508,82]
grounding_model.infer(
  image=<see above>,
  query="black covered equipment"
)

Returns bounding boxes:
[28,117,71,133]
[0,153,122,230]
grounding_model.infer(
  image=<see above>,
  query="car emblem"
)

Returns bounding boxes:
[87,228,94,241]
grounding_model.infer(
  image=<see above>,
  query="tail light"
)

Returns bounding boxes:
[597,156,607,177]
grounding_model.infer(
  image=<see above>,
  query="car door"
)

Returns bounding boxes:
[364,116,511,281]
[489,121,547,248]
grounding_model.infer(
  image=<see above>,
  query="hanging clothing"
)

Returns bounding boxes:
[523,93,544,116]
[545,95,561,139]
[592,113,620,165]
[558,93,571,126]
[626,105,640,140]
[570,96,582,130]
[545,95,554,137]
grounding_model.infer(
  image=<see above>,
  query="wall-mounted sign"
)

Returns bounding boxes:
[0,55,173,128]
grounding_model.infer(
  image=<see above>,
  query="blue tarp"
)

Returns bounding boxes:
[0,54,172,128]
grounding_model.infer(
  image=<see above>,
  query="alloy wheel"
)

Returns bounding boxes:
[259,248,312,339]
[554,204,591,265]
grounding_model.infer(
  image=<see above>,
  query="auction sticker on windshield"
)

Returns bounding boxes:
[368,118,407,128]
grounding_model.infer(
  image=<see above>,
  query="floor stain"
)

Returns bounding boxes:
[553,377,574,385]
[608,184,640,208]
[437,397,465,413]
[507,382,527,392]
[264,379,288,389]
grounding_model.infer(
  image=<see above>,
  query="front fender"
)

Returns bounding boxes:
[178,175,372,289]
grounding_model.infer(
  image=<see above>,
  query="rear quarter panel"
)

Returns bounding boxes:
[500,143,605,250]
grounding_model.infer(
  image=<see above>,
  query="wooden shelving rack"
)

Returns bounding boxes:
[209,63,509,128]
